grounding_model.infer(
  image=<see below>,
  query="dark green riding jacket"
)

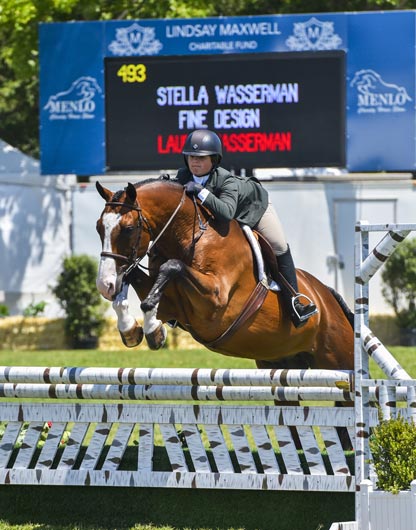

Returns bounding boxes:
[175,167,268,228]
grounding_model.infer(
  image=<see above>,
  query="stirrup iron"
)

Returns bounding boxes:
[291,293,319,323]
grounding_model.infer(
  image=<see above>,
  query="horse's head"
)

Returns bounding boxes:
[95,181,152,300]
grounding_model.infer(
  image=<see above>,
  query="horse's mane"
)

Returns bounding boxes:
[112,178,182,201]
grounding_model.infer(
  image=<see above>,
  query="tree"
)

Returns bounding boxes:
[0,0,413,158]
[381,238,416,331]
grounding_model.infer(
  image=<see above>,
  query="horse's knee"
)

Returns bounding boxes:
[140,259,185,313]
[160,259,184,276]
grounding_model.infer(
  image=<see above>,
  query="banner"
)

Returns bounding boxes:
[39,11,415,174]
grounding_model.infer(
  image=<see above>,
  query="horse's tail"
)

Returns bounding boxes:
[326,286,354,330]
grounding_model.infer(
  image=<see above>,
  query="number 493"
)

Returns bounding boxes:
[117,64,147,83]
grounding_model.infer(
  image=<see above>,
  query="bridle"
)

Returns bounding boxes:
[100,189,187,280]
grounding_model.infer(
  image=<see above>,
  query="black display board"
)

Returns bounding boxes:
[105,51,345,171]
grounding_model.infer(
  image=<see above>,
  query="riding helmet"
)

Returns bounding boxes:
[182,130,222,167]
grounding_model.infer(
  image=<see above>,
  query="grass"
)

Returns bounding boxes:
[0,345,414,530]
[0,348,255,369]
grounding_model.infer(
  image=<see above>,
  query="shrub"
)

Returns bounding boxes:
[52,255,106,348]
[370,414,416,493]
[0,304,9,317]
[381,238,416,330]
[23,301,47,317]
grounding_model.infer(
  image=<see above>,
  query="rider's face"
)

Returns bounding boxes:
[187,155,213,177]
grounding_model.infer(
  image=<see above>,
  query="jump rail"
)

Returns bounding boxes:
[0,365,373,491]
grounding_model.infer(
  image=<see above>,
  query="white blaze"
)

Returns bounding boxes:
[96,212,122,299]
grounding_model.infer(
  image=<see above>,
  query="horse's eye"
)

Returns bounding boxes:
[120,225,135,234]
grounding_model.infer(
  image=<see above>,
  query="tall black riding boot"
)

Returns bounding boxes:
[276,247,318,328]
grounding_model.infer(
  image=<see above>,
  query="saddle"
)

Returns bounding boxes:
[240,225,280,289]
[254,230,280,282]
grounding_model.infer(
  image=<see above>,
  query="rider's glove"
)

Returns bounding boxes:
[184,181,203,196]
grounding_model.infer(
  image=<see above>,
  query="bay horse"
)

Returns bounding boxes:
[95,178,354,373]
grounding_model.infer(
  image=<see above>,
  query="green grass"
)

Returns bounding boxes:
[3,345,415,374]
[0,486,354,530]
[0,345,414,530]
[0,348,255,369]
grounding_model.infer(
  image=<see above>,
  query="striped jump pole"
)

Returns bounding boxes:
[0,381,408,403]
[0,366,353,388]
[357,227,411,284]
[0,382,355,402]
[361,325,411,380]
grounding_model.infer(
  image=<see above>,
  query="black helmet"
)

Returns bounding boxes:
[182,130,222,166]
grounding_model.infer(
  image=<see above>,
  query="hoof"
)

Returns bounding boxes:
[146,323,167,350]
[119,322,144,348]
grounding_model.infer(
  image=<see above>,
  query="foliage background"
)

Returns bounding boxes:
[381,238,416,330]
[0,0,414,158]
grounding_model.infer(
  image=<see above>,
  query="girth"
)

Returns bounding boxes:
[198,280,269,349]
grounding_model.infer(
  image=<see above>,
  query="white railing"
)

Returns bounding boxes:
[354,221,416,530]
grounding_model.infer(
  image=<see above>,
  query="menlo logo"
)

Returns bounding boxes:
[43,76,102,120]
[350,69,411,114]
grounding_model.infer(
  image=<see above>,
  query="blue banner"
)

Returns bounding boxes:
[39,11,416,174]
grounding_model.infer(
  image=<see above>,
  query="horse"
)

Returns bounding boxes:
[95,178,354,374]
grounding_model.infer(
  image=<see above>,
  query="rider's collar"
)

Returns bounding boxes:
[193,174,210,186]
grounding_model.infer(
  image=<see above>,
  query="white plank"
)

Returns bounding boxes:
[80,423,111,470]
[138,423,154,472]
[37,422,66,469]
[180,424,210,472]
[0,468,356,491]
[13,422,44,469]
[250,425,281,473]
[57,423,89,469]
[296,426,326,475]
[347,427,355,448]
[227,425,257,473]
[320,426,351,475]
[102,423,134,471]
[159,423,188,472]
[203,424,234,473]
[0,422,22,467]
[274,425,303,474]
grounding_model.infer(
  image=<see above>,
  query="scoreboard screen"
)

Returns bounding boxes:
[105,51,346,171]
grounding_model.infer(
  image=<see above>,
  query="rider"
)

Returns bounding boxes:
[174,129,318,328]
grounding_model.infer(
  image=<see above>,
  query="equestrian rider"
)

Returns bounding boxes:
[174,129,318,328]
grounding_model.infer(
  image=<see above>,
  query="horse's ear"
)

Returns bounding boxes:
[126,182,137,203]
[96,181,112,201]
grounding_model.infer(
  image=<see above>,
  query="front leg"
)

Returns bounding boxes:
[112,283,144,348]
[140,259,227,349]
[140,260,185,350]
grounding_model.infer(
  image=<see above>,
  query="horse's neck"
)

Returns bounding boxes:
[144,191,199,259]
[142,187,248,266]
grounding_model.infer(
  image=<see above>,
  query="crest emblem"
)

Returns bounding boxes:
[108,23,163,55]
[286,17,342,51]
